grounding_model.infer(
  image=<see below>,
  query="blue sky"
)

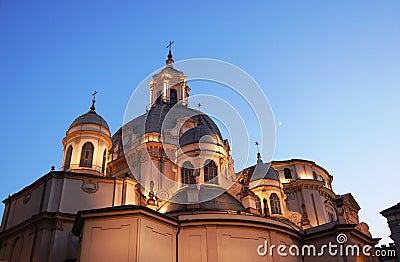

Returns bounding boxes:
[1,1,399,244]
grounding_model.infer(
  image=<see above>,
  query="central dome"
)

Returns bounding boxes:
[144,103,222,137]
[179,125,222,147]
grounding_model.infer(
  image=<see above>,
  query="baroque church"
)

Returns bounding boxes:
[0,50,379,262]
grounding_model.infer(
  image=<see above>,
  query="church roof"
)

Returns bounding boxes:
[159,186,246,214]
[381,202,400,216]
[70,110,109,130]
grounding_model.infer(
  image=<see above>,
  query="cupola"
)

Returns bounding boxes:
[148,42,189,107]
[61,92,112,176]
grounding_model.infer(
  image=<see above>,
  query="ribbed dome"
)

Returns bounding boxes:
[159,186,246,214]
[179,125,221,147]
[70,110,109,130]
[144,103,222,137]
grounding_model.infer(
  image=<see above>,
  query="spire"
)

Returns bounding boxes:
[255,141,262,163]
[166,40,174,66]
[90,90,97,111]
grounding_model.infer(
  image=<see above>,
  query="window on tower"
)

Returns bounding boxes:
[284,168,292,180]
[204,159,217,184]
[270,193,281,214]
[80,142,94,168]
[170,89,177,104]
[64,145,73,170]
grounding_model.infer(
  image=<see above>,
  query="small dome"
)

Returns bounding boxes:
[159,186,246,214]
[179,125,221,147]
[70,110,109,130]
[245,162,280,182]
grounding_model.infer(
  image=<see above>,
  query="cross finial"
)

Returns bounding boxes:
[166,40,174,52]
[255,141,261,161]
[90,90,97,111]
[165,41,175,65]
[197,102,203,126]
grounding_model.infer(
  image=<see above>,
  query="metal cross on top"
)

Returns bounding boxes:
[166,40,174,51]
[255,141,261,161]
[255,141,260,153]
[90,90,98,111]
[92,90,98,101]
[197,102,202,110]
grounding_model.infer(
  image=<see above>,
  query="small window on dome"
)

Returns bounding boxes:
[64,145,73,170]
[270,193,281,214]
[204,159,217,184]
[80,142,94,168]
[284,168,292,180]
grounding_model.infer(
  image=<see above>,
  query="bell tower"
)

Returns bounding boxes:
[148,42,190,107]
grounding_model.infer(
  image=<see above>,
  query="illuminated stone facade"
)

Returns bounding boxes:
[0,52,379,262]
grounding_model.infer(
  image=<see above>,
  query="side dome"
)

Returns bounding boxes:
[248,164,280,181]
[179,125,222,147]
[70,110,109,130]
[241,157,280,182]
[62,97,112,176]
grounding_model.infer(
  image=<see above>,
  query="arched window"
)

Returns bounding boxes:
[284,168,292,180]
[64,145,73,170]
[80,142,94,168]
[269,193,281,214]
[204,159,217,184]
[181,161,194,184]
[319,175,326,186]
[101,149,107,174]
[170,89,177,104]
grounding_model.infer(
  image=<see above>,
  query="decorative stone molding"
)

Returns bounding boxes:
[23,191,31,204]
[287,211,302,226]
[54,220,64,231]
[81,179,99,193]
[285,192,295,200]
[357,222,372,237]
